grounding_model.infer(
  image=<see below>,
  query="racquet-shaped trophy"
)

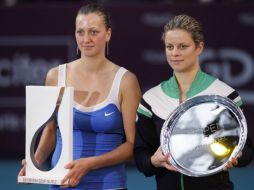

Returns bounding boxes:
[18,86,73,184]
[161,95,247,177]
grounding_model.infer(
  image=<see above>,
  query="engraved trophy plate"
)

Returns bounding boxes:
[160,95,247,177]
[18,86,73,185]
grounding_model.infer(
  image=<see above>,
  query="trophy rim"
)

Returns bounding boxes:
[160,95,247,177]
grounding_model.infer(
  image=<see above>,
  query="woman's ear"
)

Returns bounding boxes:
[106,28,112,42]
[197,41,204,55]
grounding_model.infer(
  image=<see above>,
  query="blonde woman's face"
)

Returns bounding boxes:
[75,13,111,57]
[164,29,203,73]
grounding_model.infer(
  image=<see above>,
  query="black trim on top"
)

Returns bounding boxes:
[227,91,239,101]
[141,98,152,111]
[227,90,244,109]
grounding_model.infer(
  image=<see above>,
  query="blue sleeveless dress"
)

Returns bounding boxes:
[49,64,128,190]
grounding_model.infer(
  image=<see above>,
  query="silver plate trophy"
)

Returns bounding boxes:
[18,86,73,185]
[160,95,247,177]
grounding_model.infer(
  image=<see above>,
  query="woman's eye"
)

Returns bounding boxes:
[77,30,84,35]
[90,30,98,35]
[166,45,173,50]
[179,44,188,49]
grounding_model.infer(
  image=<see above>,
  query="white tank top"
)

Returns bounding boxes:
[57,64,128,111]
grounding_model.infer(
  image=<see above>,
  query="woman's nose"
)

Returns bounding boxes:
[83,32,91,43]
[171,48,180,56]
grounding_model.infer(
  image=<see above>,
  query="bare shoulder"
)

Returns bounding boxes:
[121,69,141,94]
[107,62,140,94]
[122,70,139,84]
[45,60,77,86]
[45,66,58,86]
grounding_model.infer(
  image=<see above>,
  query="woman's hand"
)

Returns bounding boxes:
[18,159,26,177]
[151,146,178,172]
[17,159,31,185]
[223,152,242,171]
[60,157,95,188]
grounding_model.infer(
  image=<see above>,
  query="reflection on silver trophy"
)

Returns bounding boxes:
[161,95,247,177]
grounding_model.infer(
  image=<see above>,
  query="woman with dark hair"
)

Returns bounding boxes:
[19,3,141,190]
[134,14,253,190]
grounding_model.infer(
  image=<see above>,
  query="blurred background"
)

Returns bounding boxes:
[1,0,254,189]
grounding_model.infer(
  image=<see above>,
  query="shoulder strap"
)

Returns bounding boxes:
[57,64,66,87]
[108,67,128,108]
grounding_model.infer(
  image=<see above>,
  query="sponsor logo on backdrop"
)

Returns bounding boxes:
[200,48,253,87]
[0,36,76,87]
[200,48,254,105]
[238,12,254,26]
[141,12,174,27]
[142,48,254,104]
[142,50,166,63]
[0,53,60,87]
[0,36,76,131]
[0,113,24,131]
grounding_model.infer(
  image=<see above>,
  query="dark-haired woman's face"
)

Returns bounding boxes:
[164,29,203,73]
[75,13,111,58]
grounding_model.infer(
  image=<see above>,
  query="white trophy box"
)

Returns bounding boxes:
[18,86,73,185]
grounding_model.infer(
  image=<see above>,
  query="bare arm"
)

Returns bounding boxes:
[61,71,141,187]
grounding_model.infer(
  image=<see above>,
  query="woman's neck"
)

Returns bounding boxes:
[175,66,200,101]
[79,56,108,74]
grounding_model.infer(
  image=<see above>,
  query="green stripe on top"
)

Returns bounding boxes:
[181,174,185,190]
[161,70,216,99]
[137,107,152,118]
[161,73,179,99]
[236,99,243,107]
